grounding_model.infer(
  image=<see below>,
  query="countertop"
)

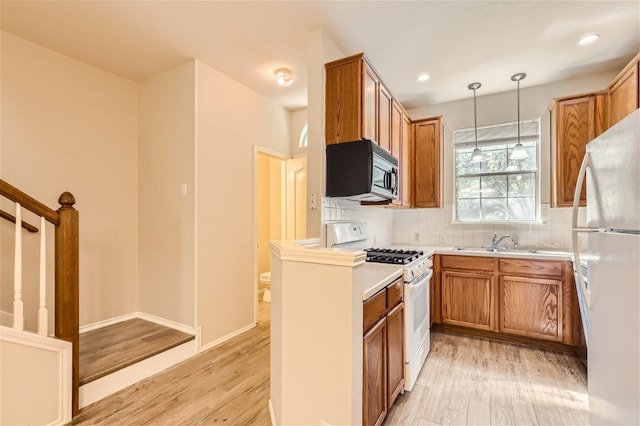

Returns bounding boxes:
[357,244,574,300]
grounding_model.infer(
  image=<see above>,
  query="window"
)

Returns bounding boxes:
[454,119,539,222]
[298,123,308,148]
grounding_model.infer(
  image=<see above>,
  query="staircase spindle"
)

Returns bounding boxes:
[38,216,48,335]
[13,202,24,330]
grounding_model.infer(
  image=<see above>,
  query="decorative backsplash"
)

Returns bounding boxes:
[322,199,584,251]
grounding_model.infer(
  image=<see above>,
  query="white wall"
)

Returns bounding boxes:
[138,61,196,327]
[195,60,290,347]
[306,29,345,238]
[0,32,139,328]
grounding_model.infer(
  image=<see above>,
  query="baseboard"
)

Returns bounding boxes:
[79,313,137,333]
[80,312,195,335]
[199,322,256,353]
[78,338,197,408]
[136,312,196,335]
[269,399,276,426]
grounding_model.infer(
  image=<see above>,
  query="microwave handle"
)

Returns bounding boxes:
[391,168,398,195]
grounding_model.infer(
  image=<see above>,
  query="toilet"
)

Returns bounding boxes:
[259,271,271,302]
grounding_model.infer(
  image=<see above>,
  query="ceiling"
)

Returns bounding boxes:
[2,1,638,110]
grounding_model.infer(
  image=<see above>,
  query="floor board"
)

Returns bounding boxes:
[79,318,195,385]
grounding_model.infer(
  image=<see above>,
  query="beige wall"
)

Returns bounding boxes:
[195,60,290,346]
[289,108,308,157]
[257,153,284,279]
[138,61,196,326]
[0,32,139,327]
[407,70,618,205]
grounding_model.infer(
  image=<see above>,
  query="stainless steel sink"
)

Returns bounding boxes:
[452,246,570,257]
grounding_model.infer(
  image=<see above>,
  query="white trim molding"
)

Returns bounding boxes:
[270,240,365,267]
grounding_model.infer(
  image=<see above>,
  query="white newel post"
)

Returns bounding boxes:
[13,203,24,330]
[38,216,48,335]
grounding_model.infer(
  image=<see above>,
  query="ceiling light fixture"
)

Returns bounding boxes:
[417,73,430,82]
[578,33,600,45]
[510,72,529,160]
[468,82,483,163]
[275,68,294,87]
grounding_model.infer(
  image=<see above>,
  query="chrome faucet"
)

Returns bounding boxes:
[491,233,511,248]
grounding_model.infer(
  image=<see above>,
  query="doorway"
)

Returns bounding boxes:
[255,150,307,323]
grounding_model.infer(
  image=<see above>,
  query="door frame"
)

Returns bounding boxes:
[253,146,289,325]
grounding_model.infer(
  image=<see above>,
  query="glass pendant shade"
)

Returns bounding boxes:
[510,143,528,159]
[468,82,483,163]
[510,72,529,161]
[471,147,484,163]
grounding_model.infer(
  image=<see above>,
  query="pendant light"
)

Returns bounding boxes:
[468,82,483,163]
[510,72,529,160]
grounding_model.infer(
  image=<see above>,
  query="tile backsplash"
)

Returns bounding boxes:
[323,199,584,251]
[393,204,586,251]
[322,198,394,247]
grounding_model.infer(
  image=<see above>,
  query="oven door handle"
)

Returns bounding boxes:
[408,269,432,289]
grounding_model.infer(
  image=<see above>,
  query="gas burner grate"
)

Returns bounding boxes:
[364,248,424,265]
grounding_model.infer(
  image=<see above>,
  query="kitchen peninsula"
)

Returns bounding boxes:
[268,239,405,425]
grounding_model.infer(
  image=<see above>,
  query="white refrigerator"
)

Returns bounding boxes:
[572,109,640,425]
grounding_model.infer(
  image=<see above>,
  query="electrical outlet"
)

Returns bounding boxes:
[414,232,420,242]
[439,234,447,243]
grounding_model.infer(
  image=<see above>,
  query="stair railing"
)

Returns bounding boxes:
[0,179,79,416]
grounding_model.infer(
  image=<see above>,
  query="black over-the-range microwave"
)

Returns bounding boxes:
[326,139,399,202]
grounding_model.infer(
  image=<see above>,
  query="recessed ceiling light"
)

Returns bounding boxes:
[578,34,600,45]
[274,68,294,87]
[417,73,430,82]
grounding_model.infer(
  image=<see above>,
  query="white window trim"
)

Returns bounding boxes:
[452,118,542,224]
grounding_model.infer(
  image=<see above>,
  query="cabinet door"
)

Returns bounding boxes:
[609,62,639,127]
[401,114,412,207]
[390,101,403,206]
[378,84,392,152]
[413,118,443,208]
[441,270,494,331]
[499,275,563,342]
[363,317,387,426]
[363,65,378,143]
[386,302,404,407]
[324,59,362,144]
[553,96,594,207]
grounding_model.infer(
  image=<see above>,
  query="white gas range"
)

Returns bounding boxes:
[326,223,433,392]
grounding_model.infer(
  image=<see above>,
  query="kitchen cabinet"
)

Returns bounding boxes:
[439,255,496,331]
[363,276,404,426]
[401,114,412,207]
[608,56,639,128]
[412,116,443,208]
[550,93,607,207]
[378,84,392,152]
[326,53,390,149]
[434,254,581,347]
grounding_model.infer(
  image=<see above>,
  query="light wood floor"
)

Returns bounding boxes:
[72,303,271,425]
[385,332,588,425]
[73,302,587,425]
[79,318,195,385]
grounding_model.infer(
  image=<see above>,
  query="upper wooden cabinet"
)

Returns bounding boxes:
[550,93,607,207]
[412,116,444,208]
[326,53,389,147]
[609,55,640,128]
[550,53,639,207]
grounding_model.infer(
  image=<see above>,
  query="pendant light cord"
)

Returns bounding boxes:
[517,79,520,146]
[473,86,478,150]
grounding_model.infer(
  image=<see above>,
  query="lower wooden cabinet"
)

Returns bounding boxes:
[435,255,581,347]
[441,270,494,331]
[363,317,387,426]
[499,275,563,341]
[363,277,404,426]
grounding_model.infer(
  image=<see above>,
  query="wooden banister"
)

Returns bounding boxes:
[0,209,39,232]
[0,179,79,416]
[0,179,60,225]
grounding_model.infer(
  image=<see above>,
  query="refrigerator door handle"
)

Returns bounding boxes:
[572,152,593,308]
